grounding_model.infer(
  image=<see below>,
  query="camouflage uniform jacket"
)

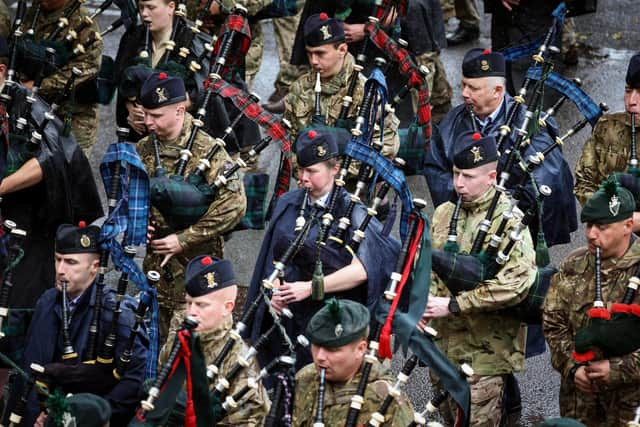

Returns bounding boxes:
[574,112,634,206]
[430,187,537,375]
[543,242,640,425]
[137,113,246,304]
[20,1,102,150]
[292,361,415,427]
[160,313,270,426]
[284,52,400,160]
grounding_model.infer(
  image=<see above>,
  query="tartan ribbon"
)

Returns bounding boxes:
[364,21,432,142]
[525,67,603,126]
[501,2,568,62]
[212,12,252,77]
[99,142,159,379]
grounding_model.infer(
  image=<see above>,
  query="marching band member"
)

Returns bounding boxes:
[423,131,537,426]
[158,255,270,426]
[293,298,414,426]
[544,180,640,425]
[6,223,148,427]
[135,71,246,338]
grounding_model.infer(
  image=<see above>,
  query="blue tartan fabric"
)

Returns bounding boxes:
[99,142,159,379]
[525,68,604,126]
[501,2,567,62]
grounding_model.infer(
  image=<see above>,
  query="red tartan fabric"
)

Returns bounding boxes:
[211,12,252,77]
[365,21,432,144]
[373,0,408,20]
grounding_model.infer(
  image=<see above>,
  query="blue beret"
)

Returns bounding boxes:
[462,48,505,78]
[304,13,345,47]
[55,222,100,254]
[185,256,237,297]
[140,71,186,109]
[296,128,339,167]
[306,298,369,348]
[453,131,498,169]
[626,53,640,88]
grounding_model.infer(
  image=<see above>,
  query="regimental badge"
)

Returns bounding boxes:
[80,234,91,248]
[320,25,332,40]
[480,60,490,71]
[316,144,327,158]
[205,272,217,289]
[334,323,344,337]
[609,195,620,216]
[155,87,168,103]
[470,146,483,164]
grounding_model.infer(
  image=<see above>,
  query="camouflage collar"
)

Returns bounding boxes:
[197,315,233,345]
[161,112,193,147]
[321,53,356,96]
[460,186,497,213]
[579,238,640,274]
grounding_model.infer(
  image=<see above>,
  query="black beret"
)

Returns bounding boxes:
[185,255,237,297]
[304,13,345,47]
[296,128,339,167]
[462,48,506,78]
[0,36,8,57]
[140,71,186,109]
[580,176,635,224]
[45,393,111,427]
[55,222,101,254]
[626,52,640,88]
[453,131,498,169]
[306,298,369,348]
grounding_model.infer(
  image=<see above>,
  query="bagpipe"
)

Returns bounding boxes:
[611,113,640,210]
[430,13,608,325]
[0,221,27,337]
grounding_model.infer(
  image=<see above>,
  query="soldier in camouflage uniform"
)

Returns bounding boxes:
[543,181,640,426]
[424,131,536,426]
[574,54,640,210]
[136,72,246,339]
[0,0,10,37]
[18,0,102,152]
[293,299,414,426]
[284,13,400,159]
[159,255,270,426]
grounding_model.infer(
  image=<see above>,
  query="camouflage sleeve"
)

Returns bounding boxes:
[0,0,10,38]
[177,141,247,251]
[373,109,400,159]
[157,309,185,369]
[39,12,102,98]
[542,271,575,379]
[217,0,271,16]
[608,351,640,387]
[574,132,600,207]
[283,78,306,138]
[369,379,415,426]
[456,234,536,313]
[292,364,317,427]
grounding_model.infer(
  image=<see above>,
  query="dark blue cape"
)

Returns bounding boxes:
[243,187,400,369]
[423,94,577,246]
[7,283,148,426]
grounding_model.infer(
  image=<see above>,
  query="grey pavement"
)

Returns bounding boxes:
[38,0,640,424]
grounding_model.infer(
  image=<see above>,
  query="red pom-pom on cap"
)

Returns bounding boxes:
[78,221,86,228]
[308,130,317,139]
[158,72,167,80]
[482,48,491,54]
[201,256,213,266]
[319,12,328,20]
[472,132,481,141]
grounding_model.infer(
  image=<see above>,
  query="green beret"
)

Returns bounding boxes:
[45,393,111,427]
[536,418,586,427]
[306,298,369,348]
[580,176,635,224]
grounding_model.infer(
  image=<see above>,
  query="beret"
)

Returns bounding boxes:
[453,131,498,169]
[139,71,186,109]
[296,128,340,167]
[304,13,345,47]
[185,255,237,297]
[462,48,506,78]
[55,222,100,254]
[581,176,635,224]
[626,52,640,88]
[306,298,369,348]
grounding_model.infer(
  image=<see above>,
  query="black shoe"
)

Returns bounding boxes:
[446,26,480,46]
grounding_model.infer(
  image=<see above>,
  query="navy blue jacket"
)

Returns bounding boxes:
[9,283,148,426]
[244,187,400,370]
[423,95,577,246]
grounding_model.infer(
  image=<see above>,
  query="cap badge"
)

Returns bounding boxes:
[205,272,217,289]
[334,323,344,337]
[320,25,332,40]
[480,59,490,71]
[470,146,483,164]
[316,144,327,158]
[609,194,620,216]
[80,234,91,248]
[155,87,168,103]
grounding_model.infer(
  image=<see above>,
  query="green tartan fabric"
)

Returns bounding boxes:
[15,38,70,80]
[504,265,558,324]
[397,122,427,176]
[236,172,269,230]
[149,175,215,231]
[431,249,487,294]
[75,55,117,105]
[4,133,39,178]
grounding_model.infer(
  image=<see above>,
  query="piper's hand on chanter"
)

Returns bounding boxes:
[501,0,520,11]
[35,411,48,427]
[343,23,365,44]
[574,365,596,394]
[585,360,611,385]
[422,296,451,319]
[150,233,184,267]
[278,281,312,304]
[126,101,147,134]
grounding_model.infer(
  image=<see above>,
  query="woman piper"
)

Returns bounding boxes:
[244,128,400,371]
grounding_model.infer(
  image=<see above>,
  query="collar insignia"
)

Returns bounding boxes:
[320,25,332,40]
[205,272,217,289]
[609,195,620,216]
[80,234,91,248]
[155,87,168,103]
[470,146,483,164]
[316,144,327,158]
[334,323,343,337]
[480,59,490,71]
